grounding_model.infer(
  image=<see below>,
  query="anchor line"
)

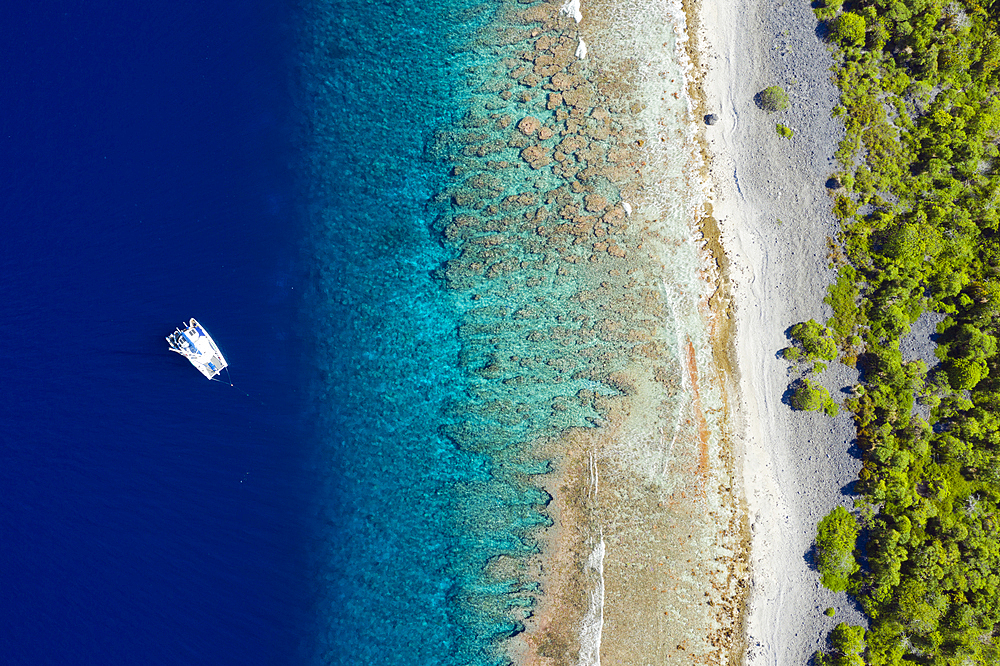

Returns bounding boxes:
[211,369,249,396]
[211,368,265,405]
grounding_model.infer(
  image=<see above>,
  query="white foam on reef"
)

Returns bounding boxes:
[577,537,605,666]
[567,0,742,658]
[588,452,599,498]
[582,0,721,490]
[561,0,583,23]
[575,38,588,58]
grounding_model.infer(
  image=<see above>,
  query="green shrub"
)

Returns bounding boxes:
[825,607,837,616]
[830,13,866,47]
[815,624,866,666]
[882,224,921,262]
[791,380,825,411]
[825,267,860,339]
[980,33,1000,74]
[869,20,890,51]
[758,86,790,112]
[816,507,860,592]
[946,357,987,390]
[782,346,802,361]
[789,320,838,361]
[832,194,857,220]
[776,123,794,139]
[814,0,844,21]
[791,379,839,417]
[830,624,865,655]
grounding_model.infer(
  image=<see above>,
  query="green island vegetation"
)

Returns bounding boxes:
[817,623,868,666]
[777,122,795,138]
[792,378,840,416]
[793,0,1000,663]
[816,505,861,592]
[784,319,839,362]
[758,84,791,111]
[783,319,841,413]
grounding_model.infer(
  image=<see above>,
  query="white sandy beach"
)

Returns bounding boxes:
[697,0,868,662]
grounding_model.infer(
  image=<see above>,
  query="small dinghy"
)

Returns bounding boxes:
[166,318,228,380]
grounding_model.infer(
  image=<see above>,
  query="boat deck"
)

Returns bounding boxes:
[167,318,227,379]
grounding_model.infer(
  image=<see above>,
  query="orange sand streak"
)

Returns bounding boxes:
[685,337,710,486]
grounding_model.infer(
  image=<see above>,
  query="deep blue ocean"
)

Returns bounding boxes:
[1,2,313,663]
[1,1,548,664]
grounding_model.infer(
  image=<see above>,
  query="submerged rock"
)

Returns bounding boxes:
[521,145,552,169]
[518,116,542,135]
[585,194,608,213]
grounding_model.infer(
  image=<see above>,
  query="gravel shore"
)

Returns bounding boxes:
[696,0,869,662]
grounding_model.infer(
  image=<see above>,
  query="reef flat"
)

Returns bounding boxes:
[432,0,749,663]
[297,0,749,662]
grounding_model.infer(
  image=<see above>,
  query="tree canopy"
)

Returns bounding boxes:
[800,0,1000,661]
[816,506,860,592]
[830,13,866,48]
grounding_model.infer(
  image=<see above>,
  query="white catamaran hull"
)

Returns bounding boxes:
[166,318,228,380]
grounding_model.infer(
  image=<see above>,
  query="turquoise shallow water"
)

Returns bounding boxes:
[298,0,552,662]
[0,0,729,662]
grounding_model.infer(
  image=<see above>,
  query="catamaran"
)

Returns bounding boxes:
[166,318,228,380]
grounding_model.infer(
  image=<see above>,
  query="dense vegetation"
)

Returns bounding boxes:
[817,623,869,666]
[792,377,840,416]
[816,506,862,592]
[794,1,1000,663]
[784,320,840,413]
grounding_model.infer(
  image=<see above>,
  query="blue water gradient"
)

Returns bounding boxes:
[2,0,581,662]
[297,0,558,663]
